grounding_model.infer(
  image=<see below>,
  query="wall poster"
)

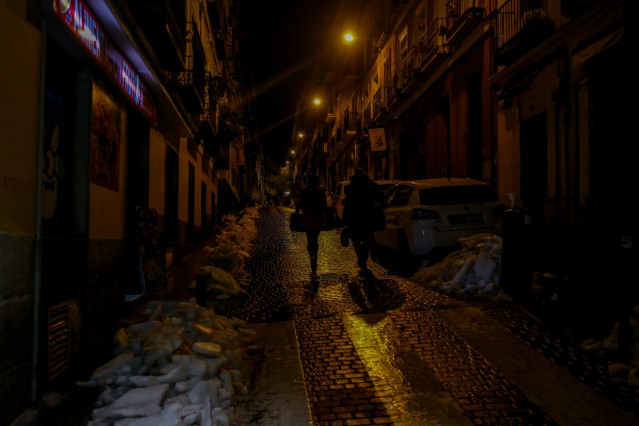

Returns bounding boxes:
[369,127,387,151]
[91,84,121,191]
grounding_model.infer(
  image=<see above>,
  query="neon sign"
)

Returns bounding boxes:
[53,0,157,125]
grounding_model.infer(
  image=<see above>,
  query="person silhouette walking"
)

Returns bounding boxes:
[342,169,384,272]
[299,174,327,277]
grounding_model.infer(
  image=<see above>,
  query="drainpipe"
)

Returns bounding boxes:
[32,19,47,401]
[552,47,571,225]
[563,59,572,228]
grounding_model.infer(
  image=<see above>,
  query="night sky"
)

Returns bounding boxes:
[243,1,340,167]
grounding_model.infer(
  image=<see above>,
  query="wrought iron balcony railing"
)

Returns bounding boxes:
[343,111,360,135]
[363,103,372,129]
[168,22,207,113]
[446,0,486,45]
[397,49,417,90]
[420,18,449,74]
[373,87,383,118]
[493,0,554,66]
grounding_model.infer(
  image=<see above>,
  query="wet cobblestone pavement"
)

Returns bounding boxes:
[222,207,638,425]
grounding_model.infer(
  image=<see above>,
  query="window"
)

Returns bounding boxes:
[388,185,412,206]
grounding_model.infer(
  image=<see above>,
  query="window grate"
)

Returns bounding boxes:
[48,302,70,380]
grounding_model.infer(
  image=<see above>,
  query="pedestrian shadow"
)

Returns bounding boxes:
[347,269,406,313]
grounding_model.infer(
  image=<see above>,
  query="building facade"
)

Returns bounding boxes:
[0,1,257,423]
[294,0,634,330]
[296,0,497,192]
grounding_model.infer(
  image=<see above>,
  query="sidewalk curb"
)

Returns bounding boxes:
[236,320,312,425]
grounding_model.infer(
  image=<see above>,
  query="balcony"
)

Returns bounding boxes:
[446,0,486,46]
[325,134,353,165]
[195,77,219,157]
[419,18,450,76]
[493,0,554,66]
[362,103,372,130]
[343,111,360,142]
[397,49,419,94]
[168,22,206,113]
[129,0,186,71]
[372,87,386,120]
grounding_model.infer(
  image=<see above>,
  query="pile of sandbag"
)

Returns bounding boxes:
[196,208,260,299]
[582,306,639,388]
[80,300,257,425]
[411,233,507,298]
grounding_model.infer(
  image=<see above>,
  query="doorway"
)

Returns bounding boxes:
[520,111,547,222]
[467,72,483,180]
[165,147,179,245]
[187,163,195,243]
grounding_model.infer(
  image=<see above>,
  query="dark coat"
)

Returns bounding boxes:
[343,174,384,232]
[300,185,327,229]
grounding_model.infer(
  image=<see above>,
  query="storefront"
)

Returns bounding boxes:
[39,0,159,389]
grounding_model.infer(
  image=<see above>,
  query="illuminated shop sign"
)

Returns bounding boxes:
[53,0,157,125]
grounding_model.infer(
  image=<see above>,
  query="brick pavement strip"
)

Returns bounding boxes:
[244,209,639,425]
[295,314,394,426]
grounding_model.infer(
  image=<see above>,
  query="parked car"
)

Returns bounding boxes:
[375,179,402,197]
[334,179,402,220]
[373,178,504,258]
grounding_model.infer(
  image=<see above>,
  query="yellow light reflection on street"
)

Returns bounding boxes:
[343,313,468,425]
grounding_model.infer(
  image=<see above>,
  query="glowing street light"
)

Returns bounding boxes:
[344,32,355,43]
[298,132,304,139]
[291,149,296,155]
[313,98,321,106]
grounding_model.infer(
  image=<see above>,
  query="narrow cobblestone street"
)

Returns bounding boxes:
[224,207,638,425]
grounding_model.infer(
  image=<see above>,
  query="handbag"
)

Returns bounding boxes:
[340,227,350,247]
[327,206,343,229]
[289,211,305,232]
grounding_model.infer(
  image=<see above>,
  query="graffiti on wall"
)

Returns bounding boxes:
[42,89,64,220]
[91,84,121,191]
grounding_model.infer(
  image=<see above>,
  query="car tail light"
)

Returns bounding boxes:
[411,208,440,220]
[492,204,506,216]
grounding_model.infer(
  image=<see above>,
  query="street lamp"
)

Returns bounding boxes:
[313,98,321,106]
[344,32,355,43]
